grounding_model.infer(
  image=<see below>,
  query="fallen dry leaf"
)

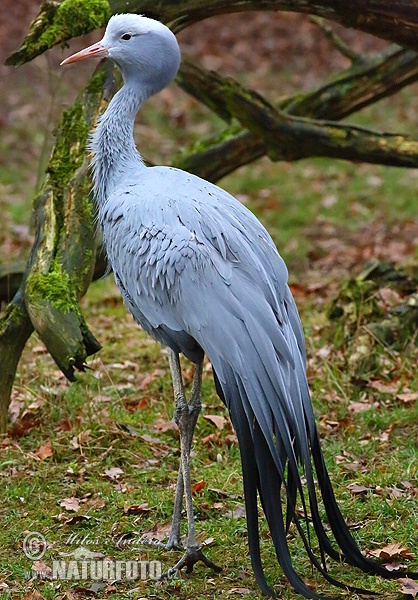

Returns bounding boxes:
[72,583,106,595]
[8,397,23,423]
[123,397,148,410]
[65,515,92,525]
[225,433,238,446]
[202,432,220,446]
[118,423,141,436]
[54,418,74,432]
[369,543,415,562]
[224,504,246,519]
[60,496,80,512]
[202,537,215,546]
[152,418,178,433]
[209,488,239,500]
[22,590,47,600]
[228,588,251,595]
[369,380,398,394]
[123,502,151,515]
[82,496,106,510]
[377,287,402,311]
[31,559,53,579]
[204,414,227,430]
[141,521,172,541]
[103,467,124,480]
[398,578,418,598]
[69,429,91,449]
[347,483,373,495]
[35,442,53,460]
[11,410,41,438]
[378,425,394,443]
[347,400,377,413]
[396,392,418,404]
[192,480,206,494]
[138,369,165,390]
[383,561,405,572]
[141,433,164,445]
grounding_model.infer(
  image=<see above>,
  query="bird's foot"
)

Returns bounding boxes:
[160,544,222,578]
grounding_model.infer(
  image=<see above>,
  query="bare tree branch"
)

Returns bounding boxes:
[309,16,365,64]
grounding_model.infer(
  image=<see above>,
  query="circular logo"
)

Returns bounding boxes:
[22,531,46,560]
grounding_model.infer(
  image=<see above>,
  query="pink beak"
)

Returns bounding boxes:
[60,41,109,65]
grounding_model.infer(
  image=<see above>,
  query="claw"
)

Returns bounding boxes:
[160,545,222,578]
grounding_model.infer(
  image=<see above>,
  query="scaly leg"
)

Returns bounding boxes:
[140,351,186,550]
[162,350,222,576]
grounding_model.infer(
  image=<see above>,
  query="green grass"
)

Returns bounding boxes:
[1,62,418,600]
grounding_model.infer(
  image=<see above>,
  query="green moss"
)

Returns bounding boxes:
[48,103,89,189]
[1,302,18,331]
[175,123,241,161]
[27,260,78,314]
[38,0,109,53]
[86,66,108,97]
[6,0,110,66]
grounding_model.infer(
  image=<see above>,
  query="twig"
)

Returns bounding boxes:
[309,15,365,65]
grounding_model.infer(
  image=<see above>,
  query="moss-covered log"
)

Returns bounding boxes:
[7,0,418,67]
[0,253,109,306]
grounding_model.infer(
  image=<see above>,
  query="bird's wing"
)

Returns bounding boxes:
[100,167,404,597]
[100,166,301,358]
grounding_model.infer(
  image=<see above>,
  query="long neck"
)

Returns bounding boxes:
[90,83,146,203]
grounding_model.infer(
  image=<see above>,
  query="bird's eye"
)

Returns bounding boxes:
[121,33,132,41]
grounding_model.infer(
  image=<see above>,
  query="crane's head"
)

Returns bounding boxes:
[61,14,181,95]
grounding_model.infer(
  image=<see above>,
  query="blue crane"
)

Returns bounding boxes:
[62,14,416,598]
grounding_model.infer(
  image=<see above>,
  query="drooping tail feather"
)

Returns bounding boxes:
[212,360,417,599]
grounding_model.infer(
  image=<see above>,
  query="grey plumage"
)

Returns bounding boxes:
[62,15,417,598]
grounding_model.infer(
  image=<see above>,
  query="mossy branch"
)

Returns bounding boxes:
[6,0,418,67]
[6,0,110,67]
[174,47,418,180]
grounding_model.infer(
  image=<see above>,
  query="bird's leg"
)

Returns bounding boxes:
[141,351,186,550]
[161,350,222,577]
[143,351,200,549]
[164,353,202,548]
[163,349,189,550]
